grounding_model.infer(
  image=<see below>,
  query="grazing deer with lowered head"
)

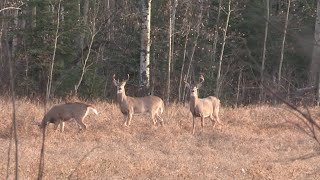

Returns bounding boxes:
[38,102,98,132]
[113,74,165,126]
[184,75,222,134]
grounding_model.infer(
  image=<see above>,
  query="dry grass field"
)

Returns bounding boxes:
[1,98,320,179]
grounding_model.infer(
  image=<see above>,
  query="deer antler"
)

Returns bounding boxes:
[184,75,190,88]
[199,74,204,83]
[197,74,204,88]
[125,74,130,82]
[113,74,119,86]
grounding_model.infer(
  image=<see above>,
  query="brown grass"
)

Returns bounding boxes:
[1,98,320,179]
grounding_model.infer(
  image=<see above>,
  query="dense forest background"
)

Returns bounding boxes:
[1,0,320,105]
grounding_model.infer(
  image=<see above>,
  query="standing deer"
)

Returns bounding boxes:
[38,102,98,132]
[113,74,165,126]
[184,75,222,134]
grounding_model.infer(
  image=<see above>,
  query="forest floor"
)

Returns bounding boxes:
[1,98,320,179]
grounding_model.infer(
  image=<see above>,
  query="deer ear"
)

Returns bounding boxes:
[113,74,119,86]
[184,75,190,89]
[185,83,190,89]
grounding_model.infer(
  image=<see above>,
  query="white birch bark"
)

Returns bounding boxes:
[47,0,62,100]
[74,1,99,95]
[260,0,269,102]
[166,0,177,102]
[278,0,291,88]
[215,0,231,97]
[140,0,152,92]
[211,0,222,73]
[311,0,320,82]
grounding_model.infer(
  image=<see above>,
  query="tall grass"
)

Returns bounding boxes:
[1,98,320,179]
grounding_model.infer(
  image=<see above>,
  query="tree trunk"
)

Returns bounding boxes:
[178,25,190,102]
[211,0,222,78]
[236,67,243,108]
[80,0,89,51]
[278,0,291,91]
[316,72,320,106]
[11,9,18,58]
[47,0,62,101]
[170,0,178,76]
[260,0,269,103]
[150,32,158,96]
[215,0,231,97]
[3,18,19,180]
[74,2,98,95]
[166,0,178,103]
[32,5,36,28]
[184,0,203,101]
[311,0,320,84]
[140,0,152,94]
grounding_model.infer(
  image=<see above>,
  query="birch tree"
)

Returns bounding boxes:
[166,0,178,102]
[260,0,269,103]
[47,0,62,101]
[185,0,204,94]
[140,0,152,94]
[211,0,222,77]
[178,3,191,102]
[74,0,100,95]
[278,0,291,90]
[215,0,231,97]
[311,0,320,83]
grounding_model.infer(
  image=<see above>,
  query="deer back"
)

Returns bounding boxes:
[42,103,89,124]
[127,95,163,113]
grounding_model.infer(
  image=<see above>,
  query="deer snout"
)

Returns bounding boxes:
[117,87,123,94]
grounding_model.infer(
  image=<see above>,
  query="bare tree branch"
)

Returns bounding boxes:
[0,7,21,13]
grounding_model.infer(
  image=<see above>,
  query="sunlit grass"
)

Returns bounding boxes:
[1,98,320,179]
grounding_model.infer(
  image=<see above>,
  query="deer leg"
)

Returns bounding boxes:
[192,116,196,135]
[122,115,128,126]
[127,112,133,126]
[201,116,204,129]
[53,119,60,131]
[215,114,223,125]
[156,114,164,126]
[75,118,87,131]
[214,105,222,125]
[210,114,217,128]
[151,113,157,126]
[60,121,65,132]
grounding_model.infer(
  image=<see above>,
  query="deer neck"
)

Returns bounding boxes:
[117,91,127,103]
[190,94,199,107]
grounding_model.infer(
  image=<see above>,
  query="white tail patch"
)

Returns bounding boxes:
[88,107,98,115]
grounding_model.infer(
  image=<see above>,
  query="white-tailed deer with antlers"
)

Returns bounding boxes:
[113,74,165,126]
[38,102,98,132]
[184,75,222,134]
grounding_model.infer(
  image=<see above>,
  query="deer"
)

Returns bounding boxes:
[37,102,98,132]
[184,75,222,134]
[113,74,165,126]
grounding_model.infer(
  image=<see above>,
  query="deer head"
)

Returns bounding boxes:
[113,74,130,94]
[184,75,204,97]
